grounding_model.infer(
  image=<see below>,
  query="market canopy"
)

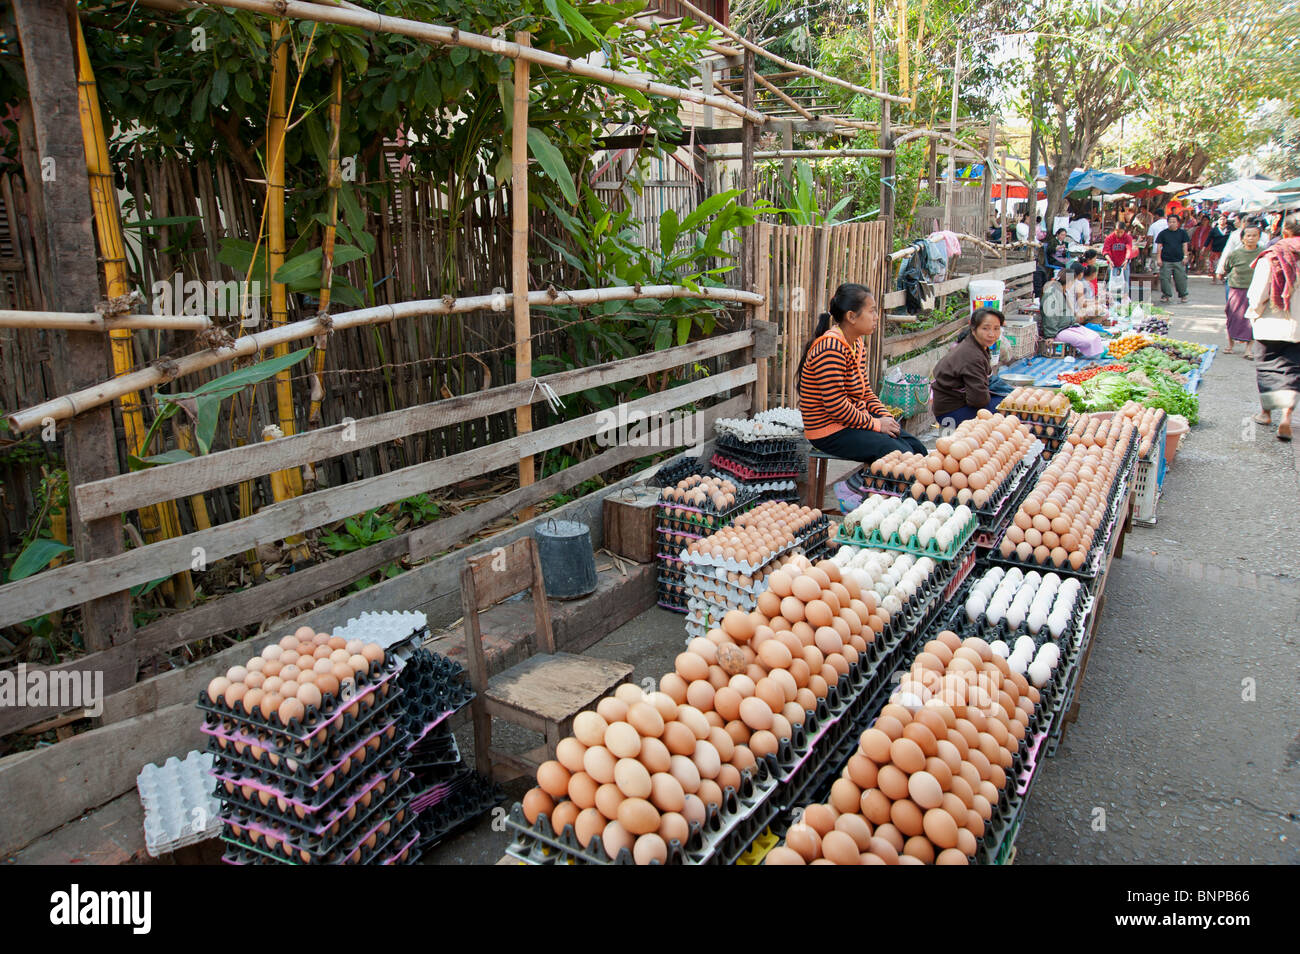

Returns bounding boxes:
[1065,169,1153,197]
[1182,177,1278,204]
[1268,176,1300,193]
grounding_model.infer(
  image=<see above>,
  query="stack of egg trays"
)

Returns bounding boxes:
[709,451,801,481]
[651,454,707,488]
[218,767,413,865]
[709,474,799,504]
[198,652,403,759]
[396,649,475,745]
[714,433,803,469]
[995,398,1072,427]
[657,556,689,613]
[656,487,760,535]
[971,441,1043,523]
[503,759,780,865]
[416,770,504,848]
[856,471,912,497]
[945,589,1095,661]
[137,751,224,857]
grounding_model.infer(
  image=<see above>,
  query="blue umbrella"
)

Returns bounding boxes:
[1066,169,1142,196]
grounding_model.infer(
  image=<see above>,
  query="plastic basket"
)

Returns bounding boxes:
[1132,416,1167,526]
[878,373,931,417]
[1000,321,1038,363]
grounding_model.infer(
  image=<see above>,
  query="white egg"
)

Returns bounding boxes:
[917,525,935,549]
[936,527,954,551]
[986,602,1005,626]
[989,640,1010,658]
[1027,609,1047,635]
[1005,604,1025,631]
[1023,571,1041,587]
[895,692,924,711]
[1007,653,1029,675]
[1027,660,1051,688]
[1047,612,1068,640]
[1042,572,1061,588]
[1015,635,1036,657]
[966,593,988,623]
[1036,643,1061,668]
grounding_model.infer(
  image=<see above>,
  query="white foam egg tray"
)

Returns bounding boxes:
[137,750,223,857]
[331,610,428,661]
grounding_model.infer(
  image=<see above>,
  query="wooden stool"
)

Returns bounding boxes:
[1129,272,1159,303]
[806,450,856,512]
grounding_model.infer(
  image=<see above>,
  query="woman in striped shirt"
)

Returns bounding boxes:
[798,283,926,463]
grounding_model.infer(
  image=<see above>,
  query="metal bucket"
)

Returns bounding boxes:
[532,518,598,600]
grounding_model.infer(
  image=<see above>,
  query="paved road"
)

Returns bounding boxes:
[1014,274,1300,864]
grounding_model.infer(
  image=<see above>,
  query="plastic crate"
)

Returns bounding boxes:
[1132,417,1167,526]
[1000,321,1038,363]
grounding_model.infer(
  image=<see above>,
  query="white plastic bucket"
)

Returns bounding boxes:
[970,279,1005,315]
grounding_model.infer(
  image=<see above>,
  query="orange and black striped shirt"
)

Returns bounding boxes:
[798,331,888,440]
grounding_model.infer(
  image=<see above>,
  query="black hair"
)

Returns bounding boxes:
[797,282,874,384]
[1070,262,1086,278]
[1168,212,1182,224]
[1082,249,1098,261]
[1082,264,1098,278]
[970,307,1005,332]
[1284,215,1300,237]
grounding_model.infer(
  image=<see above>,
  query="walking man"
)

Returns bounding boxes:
[1154,213,1191,303]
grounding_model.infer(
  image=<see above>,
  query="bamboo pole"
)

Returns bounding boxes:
[913,0,927,105]
[755,73,815,122]
[671,0,907,104]
[75,17,192,604]
[512,32,535,519]
[755,149,894,160]
[897,0,909,102]
[191,0,765,123]
[308,61,343,432]
[9,286,765,434]
[869,2,877,86]
[943,38,962,233]
[0,310,215,331]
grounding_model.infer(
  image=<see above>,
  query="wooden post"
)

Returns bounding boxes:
[943,38,962,233]
[754,222,771,411]
[700,60,714,129]
[740,42,755,292]
[1000,147,1010,266]
[983,117,996,270]
[880,84,895,221]
[781,121,794,185]
[512,32,535,516]
[926,137,937,200]
[13,0,133,655]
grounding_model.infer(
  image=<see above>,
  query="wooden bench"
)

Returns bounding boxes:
[806,450,860,514]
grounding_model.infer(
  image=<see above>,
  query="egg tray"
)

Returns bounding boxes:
[971,445,1043,521]
[416,772,506,847]
[709,453,801,481]
[678,515,830,577]
[1022,413,1076,440]
[203,683,403,772]
[219,788,413,865]
[944,591,1094,655]
[833,512,977,562]
[855,471,912,497]
[405,729,465,777]
[195,654,402,753]
[219,772,412,859]
[990,469,1132,583]
[209,718,407,800]
[650,454,708,488]
[503,760,779,866]
[715,431,802,456]
[656,486,761,525]
[215,761,408,841]
[220,810,418,866]
[382,830,423,865]
[994,400,1071,426]
[411,766,480,811]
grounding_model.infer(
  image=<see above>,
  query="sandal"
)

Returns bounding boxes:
[1243,351,1254,361]
[1279,423,1293,442]
[1252,412,1272,426]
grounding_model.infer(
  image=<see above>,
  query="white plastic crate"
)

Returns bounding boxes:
[137,750,222,857]
[1132,418,1167,526]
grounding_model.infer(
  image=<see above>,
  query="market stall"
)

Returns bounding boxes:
[498,390,1151,865]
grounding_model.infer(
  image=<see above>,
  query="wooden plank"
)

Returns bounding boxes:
[602,488,660,564]
[90,397,747,730]
[13,0,133,654]
[485,653,634,723]
[0,701,204,857]
[882,314,968,359]
[881,260,1036,310]
[512,35,535,513]
[1,369,754,626]
[76,329,753,520]
[468,536,534,609]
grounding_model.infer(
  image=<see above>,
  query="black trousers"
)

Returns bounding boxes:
[810,426,926,464]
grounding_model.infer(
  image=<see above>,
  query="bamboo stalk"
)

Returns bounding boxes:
[869,3,877,84]
[672,0,907,104]
[512,33,535,519]
[0,311,215,331]
[9,286,765,434]
[191,0,765,123]
[173,418,212,531]
[76,17,192,605]
[308,60,343,432]
[897,0,909,101]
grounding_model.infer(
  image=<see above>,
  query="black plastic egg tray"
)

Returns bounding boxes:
[415,770,505,847]
[215,761,407,835]
[196,654,402,756]
[220,772,412,861]
[715,432,803,463]
[656,526,702,552]
[396,650,475,742]
[503,758,779,866]
[210,719,407,802]
[651,454,708,488]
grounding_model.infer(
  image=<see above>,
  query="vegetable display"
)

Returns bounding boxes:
[1106,333,1151,359]
[1129,347,1192,375]
[1057,363,1129,386]
[1063,369,1198,424]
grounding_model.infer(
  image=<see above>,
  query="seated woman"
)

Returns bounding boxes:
[931,307,1007,428]
[799,283,926,463]
[1047,265,1107,357]
[1070,262,1108,320]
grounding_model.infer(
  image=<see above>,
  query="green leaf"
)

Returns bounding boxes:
[128,449,195,471]
[659,207,680,258]
[194,394,222,454]
[527,127,578,205]
[675,314,691,347]
[210,69,229,106]
[8,538,72,582]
